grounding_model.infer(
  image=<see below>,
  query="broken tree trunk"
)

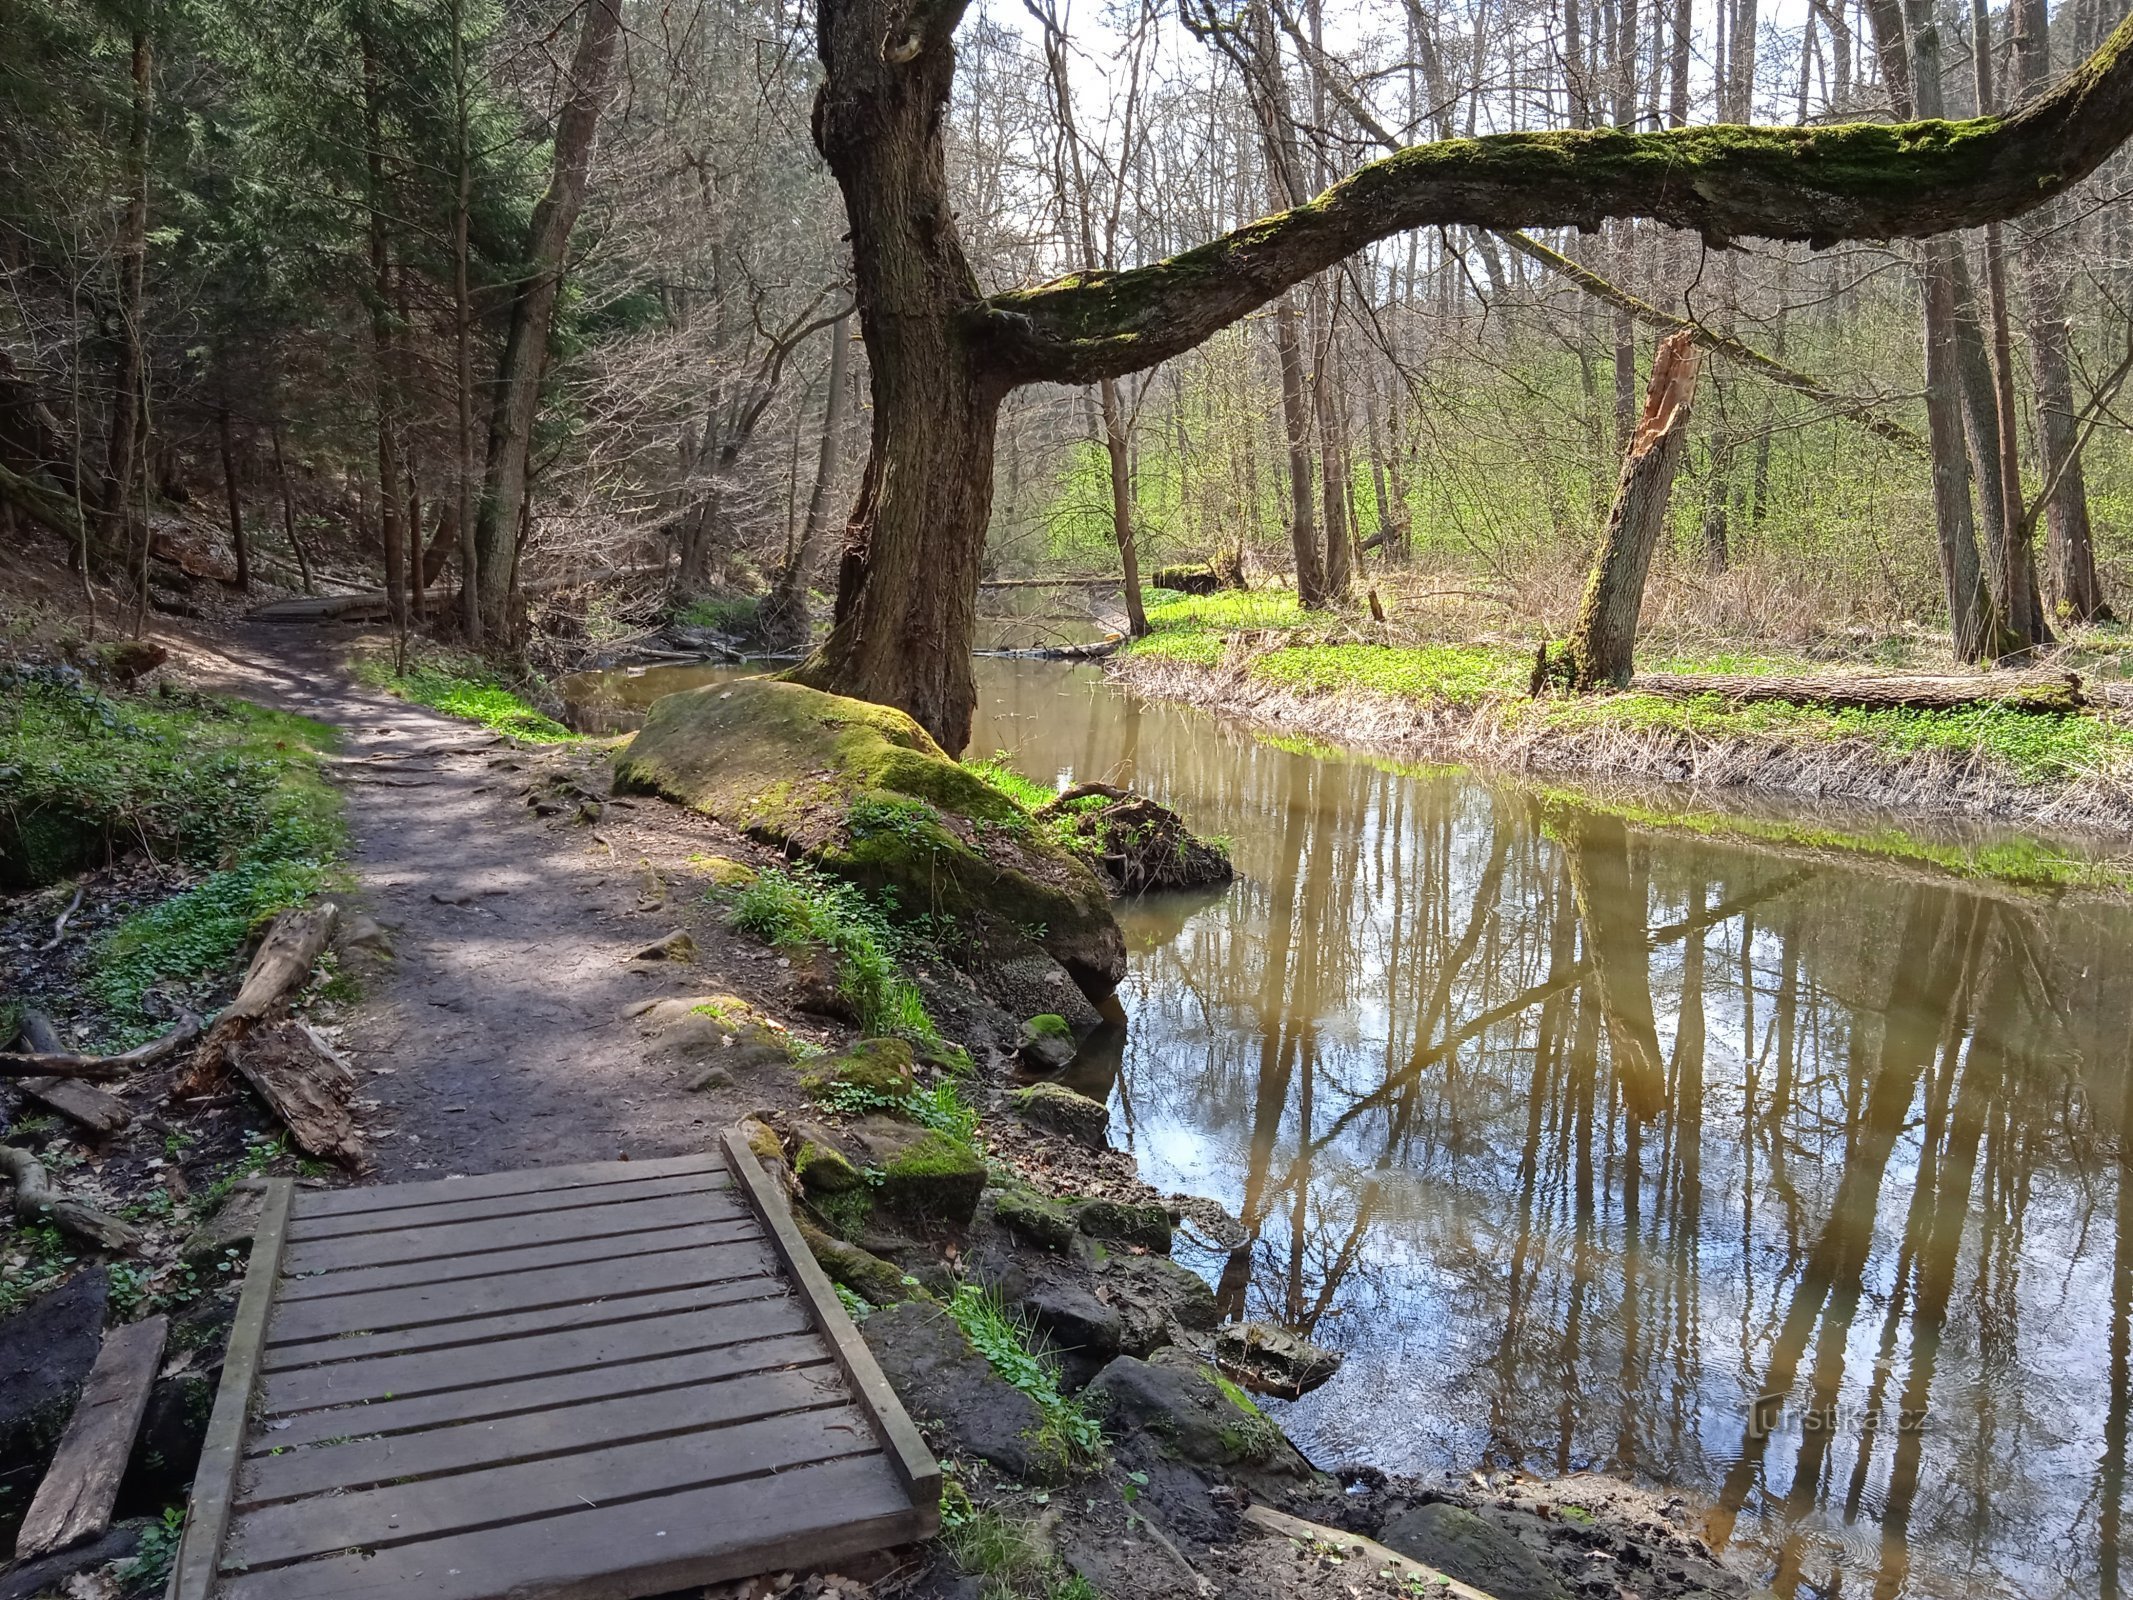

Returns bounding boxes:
[10,1011,132,1135]
[1631,668,2086,713]
[1567,330,1703,691]
[231,1020,366,1170]
[0,1146,141,1251]
[13,1314,168,1560]
[176,902,337,1098]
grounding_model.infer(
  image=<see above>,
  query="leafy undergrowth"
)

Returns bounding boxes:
[0,669,346,1043]
[352,649,576,742]
[1123,589,2133,796]
[944,1283,1107,1478]
[728,864,941,1042]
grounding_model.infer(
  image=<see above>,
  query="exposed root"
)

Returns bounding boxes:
[0,1144,142,1252]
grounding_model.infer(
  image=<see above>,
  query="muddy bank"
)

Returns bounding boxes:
[1108,651,2133,846]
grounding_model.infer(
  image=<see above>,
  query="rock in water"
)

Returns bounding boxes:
[1212,1321,1342,1399]
[1009,1081,1108,1147]
[612,676,1123,999]
[1375,1503,1569,1600]
[1036,784,1235,896]
[1015,1013,1078,1073]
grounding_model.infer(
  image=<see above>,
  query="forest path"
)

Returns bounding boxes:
[179,623,756,1182]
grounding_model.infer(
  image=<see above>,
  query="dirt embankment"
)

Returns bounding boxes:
[1108,650,2133,840]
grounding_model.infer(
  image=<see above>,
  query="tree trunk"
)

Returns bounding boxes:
[1921,244,1999,660]
[1314,316,1351,596]
[764,314,851,652]
[271,421,312,594]
[451,0,481,645]
[1567,329,1701,690]
[1100,377,1149,636]
[96,29,152,571]
[361,25,405,632]
[1274,295,1326,605]
[784,0,998,753]
[216,405,248,591]
[470,0,622,643]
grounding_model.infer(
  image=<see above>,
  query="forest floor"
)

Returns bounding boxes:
[1,566,1761,1600]
[1108,584,2133,890]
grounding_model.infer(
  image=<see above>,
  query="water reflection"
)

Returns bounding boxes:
[973,660,2133,1600]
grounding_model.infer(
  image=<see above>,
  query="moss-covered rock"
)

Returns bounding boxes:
[879,1131,987,1222]
[1075,1197,1172,1253]
[696,854,759,889]
[1011,1081,1109,1147]
[1084,1349,1310,1476]
[1017,1013,1077,1072]
[611,677,1124,998]
[993,1186,1078,1252]
[794,1134,864,1194]
[799,1219,911,1305]
[634,995,795,1075]
[802,1036,915,1100]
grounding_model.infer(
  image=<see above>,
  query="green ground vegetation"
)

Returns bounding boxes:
[943,1283,1106,1478]
[0,670,346,1043]
[728,865,940,1041]
[352,649,577,742]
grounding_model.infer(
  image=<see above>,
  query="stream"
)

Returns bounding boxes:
[565,653,2133,1600]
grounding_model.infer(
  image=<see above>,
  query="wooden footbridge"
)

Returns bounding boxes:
[171,1134,939,1600]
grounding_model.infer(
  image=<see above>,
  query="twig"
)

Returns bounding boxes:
[37,885,86,953]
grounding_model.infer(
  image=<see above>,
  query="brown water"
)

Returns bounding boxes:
[571,657,2133,1600]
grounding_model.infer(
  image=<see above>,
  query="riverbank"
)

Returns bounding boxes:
[1108,590,2133,889]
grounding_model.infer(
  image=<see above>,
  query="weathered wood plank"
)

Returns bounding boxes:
[172,1178,295,1600]
[237,1363,845,1506]
[259,1275,781,1372]
[229,1403,879,1568]
[288,1152,723,1220]
[15,1076,132,1135]
[12,1314,167,1558]
[214,1452,921,1600]
[261,1291,810,1416]
[263,1238,778,1344]
[281,1188,749,1275]
[253,1327,827,1453]
[284,1167,732,1242]
[720,1126,942,1525]
[277,1216,761,1303]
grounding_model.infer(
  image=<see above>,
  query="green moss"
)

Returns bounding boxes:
[795,1137,865,1194]
[1023,1013,1071,1041]
[798,1219,909,1303]
[352,650,577,743]
[994,1187,1078,1252]
[963,753,1058,811]
[878,1130,988,1219]
[1073,1197,1171,1253]
[804,1037,917,1099]
[810,1185,875,1239]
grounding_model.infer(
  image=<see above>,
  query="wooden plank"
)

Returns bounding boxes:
[259,1275,781,1372]
[260,1293,810,1417]
[262,1238,778,1344]
[12,1314,168,1558]
[172,1177,294,1600]
[276,1216,761,1303]
[237,1363,846,1506]
[719,1127,941,1527]
[1241,1505,1500,1600]
[281,1189,749,1275]
[288,1153,723,1220]
[253,1328,827,1453]
[228,1403,881,1569]
[283,1168,732,1242]
[214,1452,922,1600]
[16,1076,131,1135]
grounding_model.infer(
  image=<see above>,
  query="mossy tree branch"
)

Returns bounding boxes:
[972,10,2133,385]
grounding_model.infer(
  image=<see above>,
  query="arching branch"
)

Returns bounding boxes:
[971,10,2133,385]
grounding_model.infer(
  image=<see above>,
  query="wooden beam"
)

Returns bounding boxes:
[13,1314,169,1560]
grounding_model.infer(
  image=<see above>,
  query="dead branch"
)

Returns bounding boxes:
[175,902,338,1097]
[10,1011,132,1134]
[37,885,85,953]
[0,1145,142,1252]
[0,1013,202,1080]
[231,1020,367,1170]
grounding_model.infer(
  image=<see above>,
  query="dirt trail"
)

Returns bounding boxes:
[180,624,776,1181]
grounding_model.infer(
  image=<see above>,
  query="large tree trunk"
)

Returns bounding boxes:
[1567,330,1700,690]
[470,0,621,643]
[96,29,152,571]
[1273,295,1326,605]
[785,0,997,753]
[1099,377,1150,636]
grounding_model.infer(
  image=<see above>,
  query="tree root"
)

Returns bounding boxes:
[0,1013,202,1080]
[0,1146,142,1252]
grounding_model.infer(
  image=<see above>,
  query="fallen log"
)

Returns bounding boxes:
[175,902,337,1097]
[247,590,451,623]
[230,1020,366,1170]
[13,1314,168,1560]
[0,1146,141,1251]
[1630,669,2086,714]
[10,1012,131,1135]
[0,1013,202,1083]
[0,1526,139,1600]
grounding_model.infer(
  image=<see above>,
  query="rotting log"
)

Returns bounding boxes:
[230,1020,366,1170]
[248,590,452,624]
[1568,330,1703,691]
[14,1314,168,1560]
[0,1145,141,1251]
[10,1011,131,1134]
[1631,668,2087,713]
[176,902,337,1098]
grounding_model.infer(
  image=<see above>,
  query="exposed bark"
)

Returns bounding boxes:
[1101,377,1151,635]
[1567,330,1700,690]
[176,903,338,1097]
[11,1010,132,1135]
[0,1146,141,1251]
[471,0,623,641]
[361,23,406,632]
[1632,668,2087,712]
[232,1020,367,1169]
[0,1015,201,1081]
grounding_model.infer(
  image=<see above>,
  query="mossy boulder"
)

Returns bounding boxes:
[634,995,794,1075]
[793,1132,864,1194]
[803,1036,915,1101]
[799,1220,911,1305]
[696,854,759,889]
[1084,1349,1310,1476]
[993,1186,1078,1252]
[1075,1197,1172,1253]
[846,1115,986,1222]
[611,677,1124,998]
[1017,1013,1077,1072]
[1011,1082,1109,1148]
